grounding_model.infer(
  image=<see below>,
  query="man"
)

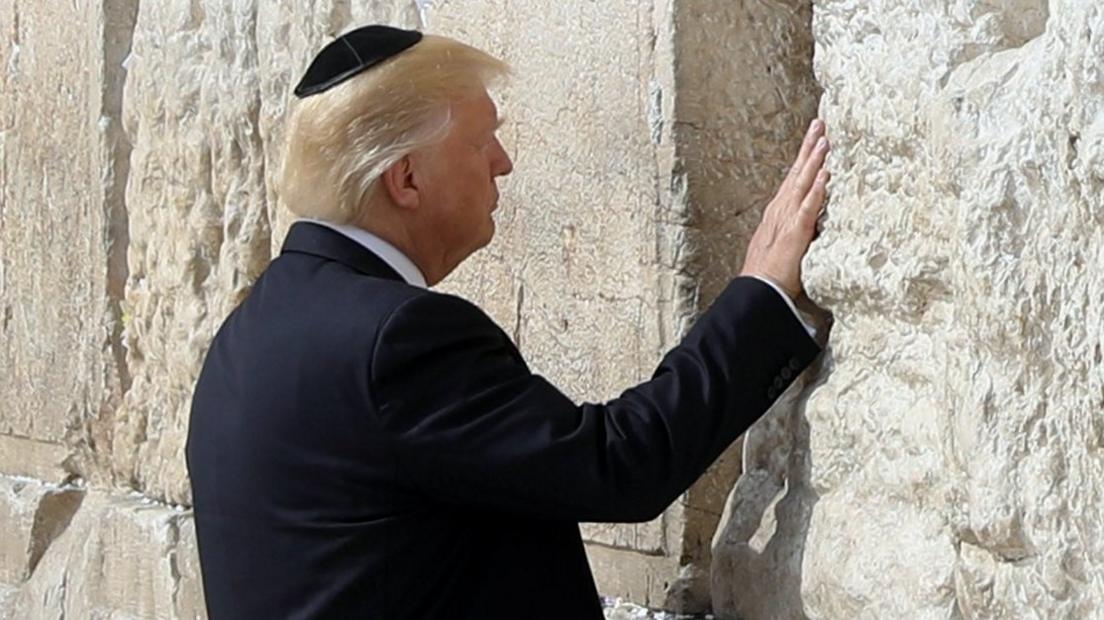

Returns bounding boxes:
[186,25,831,619]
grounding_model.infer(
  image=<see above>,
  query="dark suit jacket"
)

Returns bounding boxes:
[186,221,821,619]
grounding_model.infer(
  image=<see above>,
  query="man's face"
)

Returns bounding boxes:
[412,91,513,266]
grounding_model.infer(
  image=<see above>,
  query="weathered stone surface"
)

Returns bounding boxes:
[0,436,71,483]
[0,586,16,620]
[0,476,84,587]
[6,492,203,619]
[713,0,1104,618]
[0,0,130,485]
[115,0,275,504]
[711,375,825,620]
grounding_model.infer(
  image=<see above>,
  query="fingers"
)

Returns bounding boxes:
[800,169,830,229]
[786,119,826,184]
[793,135,830,198]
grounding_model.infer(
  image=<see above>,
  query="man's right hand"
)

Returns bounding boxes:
[739,119,831,300]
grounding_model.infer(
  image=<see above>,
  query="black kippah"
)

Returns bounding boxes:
[294,25,423,98]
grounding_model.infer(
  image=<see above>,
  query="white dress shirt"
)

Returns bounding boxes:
[300,218,428,288]
[299,218,817,340]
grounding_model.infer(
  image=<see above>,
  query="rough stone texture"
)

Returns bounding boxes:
[0,0,131,487]
[0,436,72,483]
[6,491,203,619]
[116,0,275,504]
[0,477,84,586]
[713,0,1104,618]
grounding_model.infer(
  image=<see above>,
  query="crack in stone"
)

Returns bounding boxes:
[103,0,140,397]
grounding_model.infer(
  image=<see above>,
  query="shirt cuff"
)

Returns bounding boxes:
[749,275,818,340]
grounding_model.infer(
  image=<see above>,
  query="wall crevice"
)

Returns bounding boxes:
[668,0,823,615]
[102,0,140,400]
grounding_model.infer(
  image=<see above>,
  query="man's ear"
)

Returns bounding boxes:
[380,155,420,210]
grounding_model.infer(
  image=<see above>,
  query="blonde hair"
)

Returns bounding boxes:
[278,34,510,223]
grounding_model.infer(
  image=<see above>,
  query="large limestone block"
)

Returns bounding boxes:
[713,0,1104,618]
[6,491,203,619]
[117,0,275,504]
[0,0,131,482]
[430,0,676,419]
[0,436,72,483]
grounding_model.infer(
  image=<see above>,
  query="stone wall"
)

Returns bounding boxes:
[3,0,1099,618]
[713,0,1104,618]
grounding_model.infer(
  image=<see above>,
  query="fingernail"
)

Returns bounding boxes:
[810,119,823,131]
[817,136,828,149]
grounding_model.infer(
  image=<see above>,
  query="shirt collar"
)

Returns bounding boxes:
[297,218,428,288]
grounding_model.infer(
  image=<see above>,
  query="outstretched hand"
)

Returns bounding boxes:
[740,119,831,300]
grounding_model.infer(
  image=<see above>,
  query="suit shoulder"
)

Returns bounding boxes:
[345,274,431,311]
[380,289,500,336]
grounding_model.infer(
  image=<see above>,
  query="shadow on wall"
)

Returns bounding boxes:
[711,349,835,620]
[669,0,822,615]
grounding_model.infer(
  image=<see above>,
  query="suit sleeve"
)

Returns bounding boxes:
[369,276,822,523]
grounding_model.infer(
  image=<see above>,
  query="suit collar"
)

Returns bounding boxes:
[298,218,427,287]
[281,221,406,283]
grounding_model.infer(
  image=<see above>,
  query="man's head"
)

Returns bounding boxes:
[278,31,513,284]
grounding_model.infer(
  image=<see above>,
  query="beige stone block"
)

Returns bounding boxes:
[586,542,682,610]
[0,0,127,479]
[0,436,70,483]
[0,586,16,620]
[0,477,84,586]
[674,0,821,306]
[173,517,206,620]
[7,492,204,619]
[430,0,676,412]
[114,0,275,504]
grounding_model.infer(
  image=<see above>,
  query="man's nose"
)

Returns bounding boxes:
[492,138,514,177]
